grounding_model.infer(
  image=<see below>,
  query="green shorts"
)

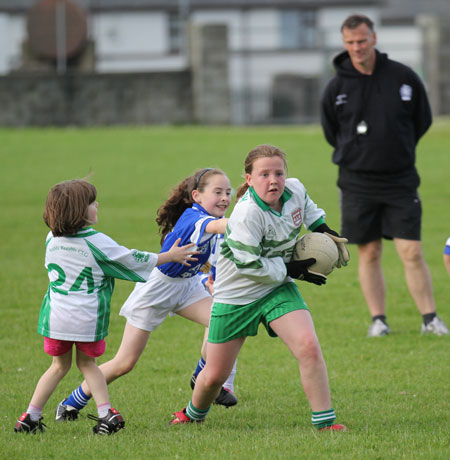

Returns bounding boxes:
[208,282,308,343]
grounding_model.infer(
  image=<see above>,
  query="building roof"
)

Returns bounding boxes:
[380,0,450,23]
[0,0,380,14]
[2,0,449,20]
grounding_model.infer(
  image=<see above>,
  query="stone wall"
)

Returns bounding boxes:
[0,71,193,126]
[271,74,320,124]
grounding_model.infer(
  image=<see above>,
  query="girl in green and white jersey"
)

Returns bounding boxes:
[170,144,349,431]
[15,180,196,435]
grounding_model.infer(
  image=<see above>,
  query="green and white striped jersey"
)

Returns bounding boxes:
[38,227,158,341]
[213,178,326,305]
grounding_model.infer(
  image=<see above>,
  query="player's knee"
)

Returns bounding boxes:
[202,370,227,389]
[50,360,71,377]
[75,360,92,375]
[112,356,138,377]
[296,335,322,363]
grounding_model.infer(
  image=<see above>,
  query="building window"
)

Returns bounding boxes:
[280,10,317,49]
[169,13,183,53]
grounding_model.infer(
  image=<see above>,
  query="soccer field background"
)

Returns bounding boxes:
[1,122,449,459]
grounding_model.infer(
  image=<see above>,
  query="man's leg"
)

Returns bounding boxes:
[394,238,448,335]
[357,240,390,337]
[394,238,435,314]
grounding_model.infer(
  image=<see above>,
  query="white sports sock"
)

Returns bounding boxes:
[27,404,43,422]
[97,402,111,419]
[223,359,237,392]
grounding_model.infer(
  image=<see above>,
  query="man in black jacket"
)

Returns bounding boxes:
[320,14,448,337]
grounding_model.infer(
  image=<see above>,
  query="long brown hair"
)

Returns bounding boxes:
[43,180,97,236]
[235,144,287,201]
[156,168,226,244]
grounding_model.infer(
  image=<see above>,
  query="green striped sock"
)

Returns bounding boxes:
[186,399,210,422]
[311,408,336,429]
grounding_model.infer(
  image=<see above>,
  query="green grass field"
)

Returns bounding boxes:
[1,123,449,459]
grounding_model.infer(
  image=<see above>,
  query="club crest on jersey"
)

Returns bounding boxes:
[266,224,276,239]
[400,84,412,101]
[291,208,303,227]
[132,250,150,263]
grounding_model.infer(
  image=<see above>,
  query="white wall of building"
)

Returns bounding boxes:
[377,26,422,73]
[94,12,167,55]
[0,14,26,74]
[246,9,280,50]
[93,11,180,72]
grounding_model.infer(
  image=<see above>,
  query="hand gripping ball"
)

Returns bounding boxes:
[292,233,339,276]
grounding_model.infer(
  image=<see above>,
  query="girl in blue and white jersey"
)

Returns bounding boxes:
[444,237,450,278]
[15,179,196,435]
[56,168,237,421]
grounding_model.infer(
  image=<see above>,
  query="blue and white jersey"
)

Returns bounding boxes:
[198,234,223,287]
[445,237,450,256]
[158,203,224,278]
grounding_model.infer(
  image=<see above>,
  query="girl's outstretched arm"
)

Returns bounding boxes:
[205,218,228,235]
[157,238,199,266]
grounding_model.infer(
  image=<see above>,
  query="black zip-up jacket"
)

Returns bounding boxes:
[320,50,431,189]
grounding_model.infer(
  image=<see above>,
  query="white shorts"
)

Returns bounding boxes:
[119,268,211,332]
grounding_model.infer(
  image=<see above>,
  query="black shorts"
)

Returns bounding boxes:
[339,189,422,244]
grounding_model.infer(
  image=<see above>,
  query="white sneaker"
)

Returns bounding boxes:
[421,316,449,336]
[368,319,390,337]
